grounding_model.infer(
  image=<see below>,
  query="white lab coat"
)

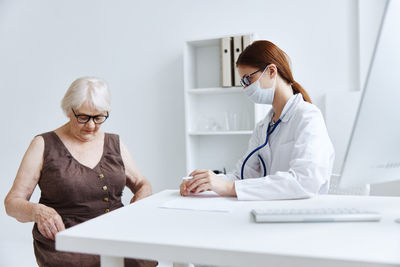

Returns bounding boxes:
[223,93,335,200]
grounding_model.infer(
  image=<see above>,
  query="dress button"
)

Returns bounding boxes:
[102,185,108,191]
[104,197,109,202]
[99,174,104,179]
[105,208,110,213]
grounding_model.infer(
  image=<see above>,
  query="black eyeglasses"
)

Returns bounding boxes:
[240,65,269,87]
[72,108,109,124]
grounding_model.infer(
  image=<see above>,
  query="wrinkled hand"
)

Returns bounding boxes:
[130,183,153,204]
[180,169,236,197]
[34,204,65,240]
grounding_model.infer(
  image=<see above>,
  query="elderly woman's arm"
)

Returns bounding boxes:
[4,136,65,240]
[120,141,153,203]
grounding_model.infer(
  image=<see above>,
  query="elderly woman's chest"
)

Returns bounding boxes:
[63,140,105,170]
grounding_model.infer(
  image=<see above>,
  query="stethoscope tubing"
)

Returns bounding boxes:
[240,119,281,179]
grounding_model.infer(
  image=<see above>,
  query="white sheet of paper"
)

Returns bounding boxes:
[159,191,236,212]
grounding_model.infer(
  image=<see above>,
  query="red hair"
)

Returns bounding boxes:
[236,40,311,103]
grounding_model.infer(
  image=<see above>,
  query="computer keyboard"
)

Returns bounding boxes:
[251,208,381,223]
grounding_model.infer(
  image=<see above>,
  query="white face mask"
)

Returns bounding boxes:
[243,68,276,104]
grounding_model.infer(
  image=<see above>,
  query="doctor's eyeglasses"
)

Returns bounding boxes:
[72,109,109,124]
[240,68,265,87]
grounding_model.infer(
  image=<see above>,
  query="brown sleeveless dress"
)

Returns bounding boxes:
[32,131,158,267]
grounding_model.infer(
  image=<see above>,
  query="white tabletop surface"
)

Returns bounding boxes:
[56,190,400,267]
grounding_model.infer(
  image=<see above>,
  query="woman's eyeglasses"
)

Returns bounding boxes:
[240,65,268,87]
[72,109,109,124]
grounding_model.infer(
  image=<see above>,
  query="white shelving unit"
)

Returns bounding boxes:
[183,34,270,174]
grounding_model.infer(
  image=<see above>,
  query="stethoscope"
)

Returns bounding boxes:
[240,118,282,179]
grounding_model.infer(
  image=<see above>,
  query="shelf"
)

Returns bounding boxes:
[184,34,259,173]
[187,87,243,95]
[188,131,253,136]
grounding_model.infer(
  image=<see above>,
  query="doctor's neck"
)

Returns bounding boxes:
[272,78,294,122]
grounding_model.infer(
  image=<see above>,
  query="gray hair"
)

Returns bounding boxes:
[61,76,111,116]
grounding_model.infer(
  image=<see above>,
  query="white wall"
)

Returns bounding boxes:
[0,0,362,265]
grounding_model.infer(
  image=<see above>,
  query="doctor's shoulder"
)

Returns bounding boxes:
[293,101,326,129]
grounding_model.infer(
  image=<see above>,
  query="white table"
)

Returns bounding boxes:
[56,190,400,267]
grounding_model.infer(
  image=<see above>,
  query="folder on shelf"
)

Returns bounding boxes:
[242,34,253,50]
[220,37,233,87]
[233,36,243,87]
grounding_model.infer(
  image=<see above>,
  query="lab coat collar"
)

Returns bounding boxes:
[266,93,303,123]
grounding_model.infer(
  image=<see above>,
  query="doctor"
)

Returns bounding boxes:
[180,40,335,200]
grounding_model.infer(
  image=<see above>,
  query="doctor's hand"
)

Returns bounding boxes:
[180,180,190,196]
[33,203,65,240]
[182,169,236,197]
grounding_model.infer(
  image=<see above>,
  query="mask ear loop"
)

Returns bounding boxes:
[258,64,277,89]
[256,67,268,84]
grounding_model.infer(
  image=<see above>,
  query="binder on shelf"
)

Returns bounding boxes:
[233,36,243,87]
[242,34,253,50]
[220,37,233,87]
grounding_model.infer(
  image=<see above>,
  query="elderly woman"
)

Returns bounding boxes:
[4,77,157,267]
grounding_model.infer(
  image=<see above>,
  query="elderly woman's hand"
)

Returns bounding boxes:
[34,204,65,240]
